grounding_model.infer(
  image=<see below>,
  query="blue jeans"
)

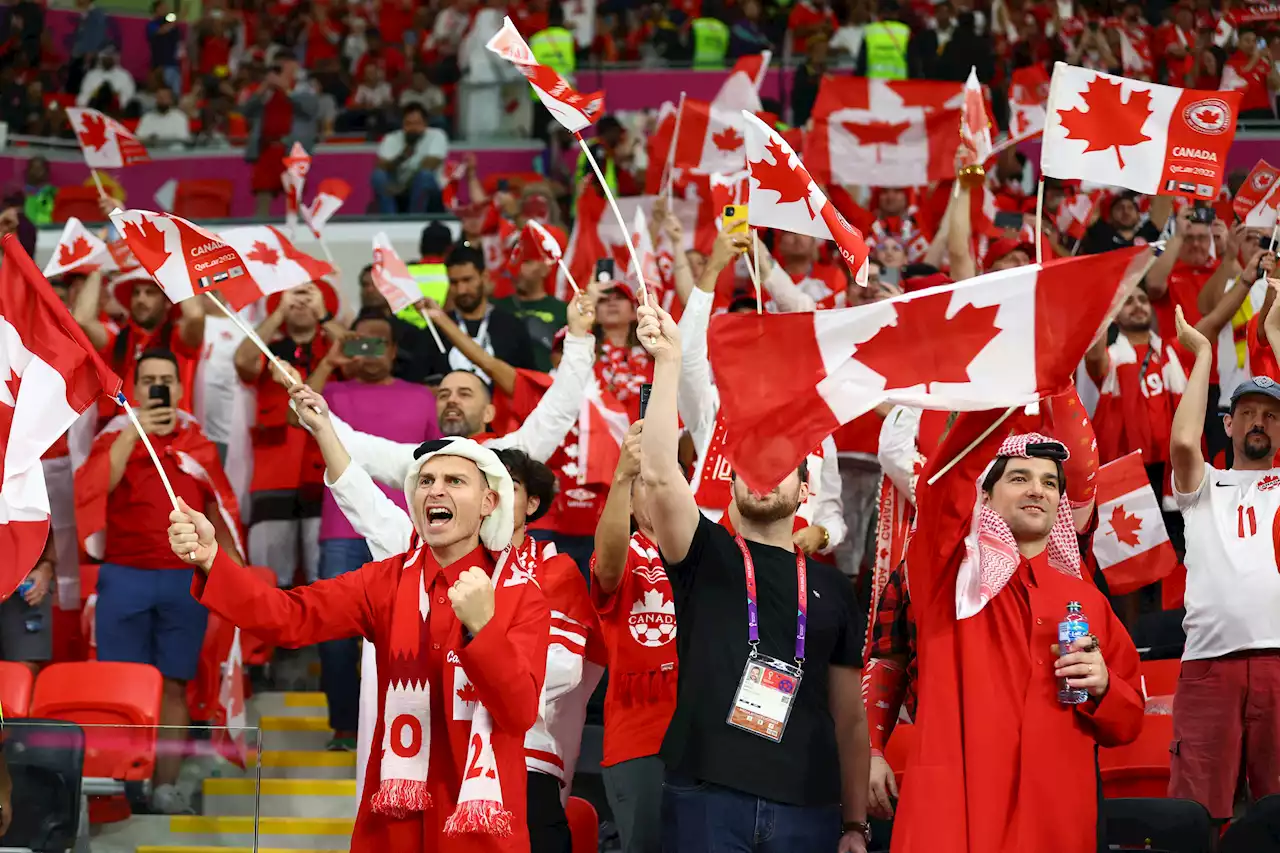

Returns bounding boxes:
[317,538,372,732]
[661,772,842,853]
[371,168,441,214]
[160,65,182,96]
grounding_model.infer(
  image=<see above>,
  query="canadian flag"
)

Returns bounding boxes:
[486,16,604,133]
[803,77,964,188]
[960,67,993,166]
[43,218,116,278]
[627,206,663,298]
[371,232,421,313]
[1041,63,1242,200]
[741,111,870,286]
[0,236,121,600]
[1056,190,1097,241]
[1233,159,1278,222]
[1093,450,1176,595]
[576,377,631,486]
[672,98,751,175]
[1243,179,1280,230]
[216,627,249,767]
[1010,64,1052,139]
[302,178,352,237]
[109,209,263,311]
[65,107,150,169]
[218,225,336,299]
[441,161,470,210]
[281,142,311,231]
[523,219,567,264]
[706,246,1150,491]
[715,52,771,112]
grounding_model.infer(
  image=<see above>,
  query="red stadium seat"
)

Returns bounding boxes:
[0,661,34,718]
[566,796,598,853]
[1100,715,1173,799]
[1140,658,1181,700]
[30,662,163,783]
[52,186,106,224]
[173,179,234,220]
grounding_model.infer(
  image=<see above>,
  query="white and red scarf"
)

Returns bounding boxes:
[956,432,1082,619]
[371,541,523,837]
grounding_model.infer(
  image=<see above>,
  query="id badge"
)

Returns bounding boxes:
[726,654,803,743]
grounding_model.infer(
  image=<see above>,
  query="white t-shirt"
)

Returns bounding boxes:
[135,109,192,146]
[1176,462,1280,661]
[376,128,449,185]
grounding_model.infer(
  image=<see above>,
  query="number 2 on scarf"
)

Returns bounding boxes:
[465,733,497,780]
[1238,504,1257,538]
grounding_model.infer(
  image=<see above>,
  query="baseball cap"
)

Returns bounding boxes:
[602,281,638,304]
[1231,376,1280,409]
[983,237,1035,270]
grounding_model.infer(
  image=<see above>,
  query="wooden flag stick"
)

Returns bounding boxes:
[117,393,180,511]
[575,132,650,305]
[926,406,1018,487]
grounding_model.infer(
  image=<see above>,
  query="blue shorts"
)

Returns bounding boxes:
[95,563,209,682]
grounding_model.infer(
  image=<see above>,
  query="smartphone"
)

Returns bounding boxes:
[149,384,171,409]
[595,258,615,283]
[638,382,653,419]
[994,211,1025,230]
[1190,206,1216,224]
[1260,236,1274,252]
[343,337,387,358]
[879,265,902,286]
[723,204,750,235]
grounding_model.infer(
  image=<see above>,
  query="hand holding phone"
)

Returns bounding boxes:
[723,204,750,237]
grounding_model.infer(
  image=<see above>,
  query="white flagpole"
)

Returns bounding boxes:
[204,292,297,385]
[91,169,108,200]
[117,393,180,511]
[752,229,763,314]
[1034,178,1045,265]
[416,307,448,354]
[555,258,582,295]
[575,132,650,305]
[664,92,686,206]
[926,406,1018,487]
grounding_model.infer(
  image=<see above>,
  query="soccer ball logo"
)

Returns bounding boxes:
[628,589,676,647]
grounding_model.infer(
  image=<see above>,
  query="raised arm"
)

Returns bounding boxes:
[1146,205,1193,301]
[592,422,642,595]
[653,196,696,307]
[327,408,420,489]
[177,291,206,351]
[804,436,847,554]
[878,406,923,505]
[947,183,976,282]
[235,301,286,383]
[421,299,517,396]
[72,270,108,352]
[1170,305,1213,494]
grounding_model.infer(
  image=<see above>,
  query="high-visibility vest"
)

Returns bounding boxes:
[691,17,730,69]
[396,263,449,329]
[576,146,618,196]
[863,21,910,80]
[528,26,576,99]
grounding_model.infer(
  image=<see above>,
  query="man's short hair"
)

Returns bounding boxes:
[419,222,454,258]
[402,103,428,122]
[134,348,180,382]
[494,448,557,522]
[980,456,1066,495]
[352,308,394,331]
[443,369,493,399]
[445,243,486,273]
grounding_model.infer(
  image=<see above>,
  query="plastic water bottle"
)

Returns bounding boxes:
[15,579,42,634]
[1058,601,1090,705]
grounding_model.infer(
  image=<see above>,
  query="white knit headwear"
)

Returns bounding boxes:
[403,437,514,551]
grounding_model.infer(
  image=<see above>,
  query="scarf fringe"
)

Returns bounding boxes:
[614,669,677,708]
[444,799,514,837]
[370,778,432,819]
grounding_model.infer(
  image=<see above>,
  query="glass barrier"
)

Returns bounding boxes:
[0,720,356,852]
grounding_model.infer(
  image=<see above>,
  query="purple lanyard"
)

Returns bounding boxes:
[734,535,808,665]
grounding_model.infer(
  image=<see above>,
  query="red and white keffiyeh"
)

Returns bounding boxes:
[956,432,1082,619]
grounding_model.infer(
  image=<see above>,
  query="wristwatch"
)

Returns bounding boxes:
[817,525,831,550]
[843,820,872,843]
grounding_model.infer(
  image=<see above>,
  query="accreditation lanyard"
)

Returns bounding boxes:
[735,535,807,666]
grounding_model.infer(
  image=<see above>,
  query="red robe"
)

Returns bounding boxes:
[192,546,549,853]
[892,409,1145,853]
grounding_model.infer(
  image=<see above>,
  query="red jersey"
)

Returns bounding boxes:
[1223,52,1275,113]
[249,337,330,495]
[1155,23,1194,83]
[595,341,653,422]
[1088,334,1187,466]
[355,47,408,85]
[100,318,200,418]
[590,532,678,767]
[1153,260,1218,371]
[787,1,838,53]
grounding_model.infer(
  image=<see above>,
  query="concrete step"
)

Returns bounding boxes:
[248,748,357,779]
[202,778,358,819]
[250,691,329,717]
[89,815,353,852]
[258,715,332,751]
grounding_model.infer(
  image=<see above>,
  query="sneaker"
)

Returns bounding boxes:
[151,783,194,815]
[326,736,357,752]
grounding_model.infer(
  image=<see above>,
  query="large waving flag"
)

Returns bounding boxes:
[707,246,1150,492]
[1093,451,1177,595]
[1041,62,1242,200]
[110,209,262,310]
[218,225,336,297]
[0,236,122,600]
[486,16,604,133]
[741,111,869,286]
[66,107,150,169]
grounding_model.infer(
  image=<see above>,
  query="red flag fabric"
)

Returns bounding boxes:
[43,217,117,278]
[281,142,311,231]
[486,16,604,133]
[960,67,993,168]
[66,107,150,169]
[741,111,870,286]
[671,98,750,175]
[1093,450,1177,595]
[371,232,421,313]
[1010,63,1052,138]
[0,236,122,599]
[707,246,1149,491]
[803,77,964,188]
[218,224,337,301]
[1233,160,1278,222]
[302,178,351,236]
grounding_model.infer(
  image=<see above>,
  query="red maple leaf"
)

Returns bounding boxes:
[121,218,169,270]
[456,682,479,704]
[750,138,817,220]
[853,295,1001,391]
[712,125,744,152]
[57,236,93,267]
[1195,108,1220,126]
[77,111,110,151]
[246,240,280,266]
[1056,76,1152,170]
[268,226,333,280]
[0,367,18,478]
[840,120,912,164]
[1108,504,1143,548]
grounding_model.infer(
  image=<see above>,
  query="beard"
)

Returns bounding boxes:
[734,489,801,524]
[439,417,476,438]
[1242,430,1273,461]
[1116,315,1151,333]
